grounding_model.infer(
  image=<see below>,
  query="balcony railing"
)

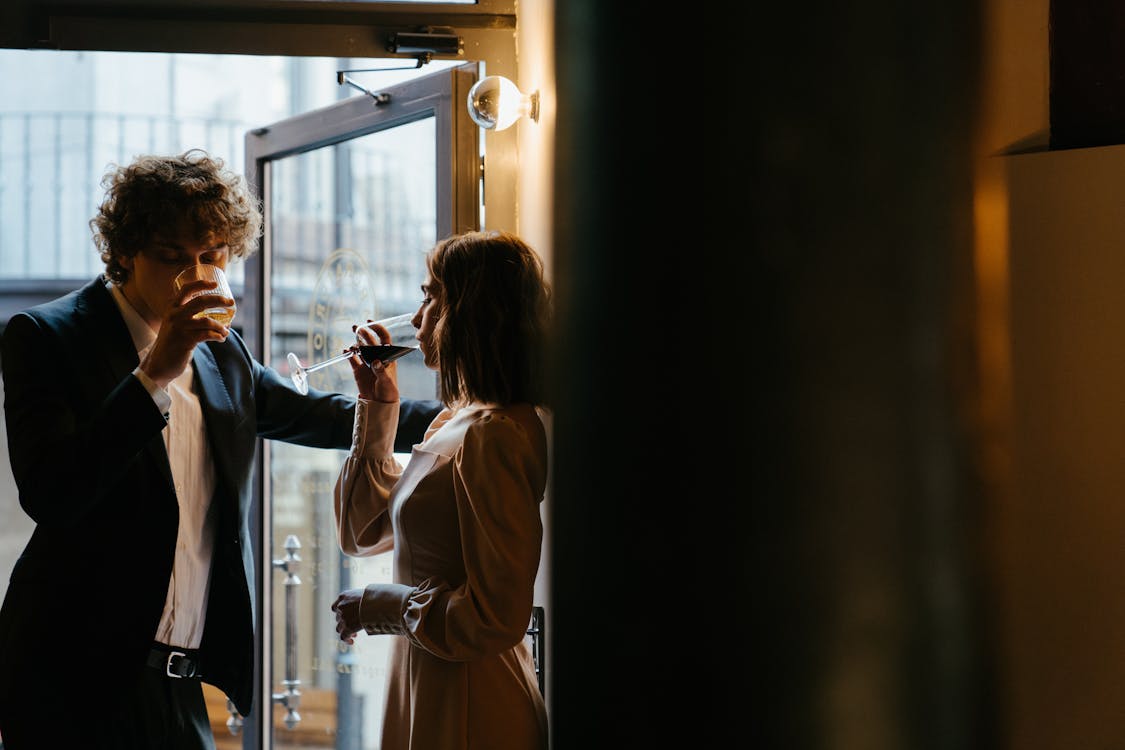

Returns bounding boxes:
[0,111,247,280]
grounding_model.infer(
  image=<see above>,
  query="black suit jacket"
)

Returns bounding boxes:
[0,276,440,722]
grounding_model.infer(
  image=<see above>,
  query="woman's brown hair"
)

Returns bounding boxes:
[427,230,552,407]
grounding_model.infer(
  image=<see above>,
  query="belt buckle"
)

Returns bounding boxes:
[166,650,189,678]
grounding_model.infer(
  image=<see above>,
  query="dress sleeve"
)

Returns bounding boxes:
[333,398,404,557]
[358,411,547,660]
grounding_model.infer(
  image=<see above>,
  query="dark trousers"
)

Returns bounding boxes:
[0,663,216,750]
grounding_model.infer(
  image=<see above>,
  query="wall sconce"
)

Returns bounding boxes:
[467,75,540,131]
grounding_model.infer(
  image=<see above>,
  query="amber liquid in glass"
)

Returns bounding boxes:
[195,306,236,326]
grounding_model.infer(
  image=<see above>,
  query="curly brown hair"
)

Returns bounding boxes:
[427,230,552,407]
[91,149,262,284]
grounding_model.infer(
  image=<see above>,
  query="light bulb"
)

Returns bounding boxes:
[467,75,539,131]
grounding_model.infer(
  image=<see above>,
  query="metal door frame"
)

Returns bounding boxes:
[241,60,479,749]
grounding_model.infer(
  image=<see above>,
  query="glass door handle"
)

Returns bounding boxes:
[224,697,243,736]
[272,534,303,729]
[527,605,545,697]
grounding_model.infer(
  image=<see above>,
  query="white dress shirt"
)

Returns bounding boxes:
[109,281,217,650]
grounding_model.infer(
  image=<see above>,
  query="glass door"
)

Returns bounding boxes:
[238,61,479,750]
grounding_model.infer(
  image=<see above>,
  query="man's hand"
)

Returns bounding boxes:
[140,279,233,388]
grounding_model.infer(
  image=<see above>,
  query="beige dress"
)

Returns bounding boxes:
[334,399,549,750]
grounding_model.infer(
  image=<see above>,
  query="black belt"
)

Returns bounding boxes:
[147,643,203,679]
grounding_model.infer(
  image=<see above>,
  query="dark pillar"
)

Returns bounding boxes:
[551,4,991,749]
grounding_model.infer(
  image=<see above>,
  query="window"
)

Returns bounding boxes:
[0,50,458,287]
[0,51,468,749]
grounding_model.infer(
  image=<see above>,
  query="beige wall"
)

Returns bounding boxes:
[1003,144,1125,748]
[512,0,555,611]
[976,1,1125,747]
[516,0,555,265]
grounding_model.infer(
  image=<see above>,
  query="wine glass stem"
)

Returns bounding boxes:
[303,347,357,375]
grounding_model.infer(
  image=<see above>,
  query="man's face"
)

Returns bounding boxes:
[119,230,230,325]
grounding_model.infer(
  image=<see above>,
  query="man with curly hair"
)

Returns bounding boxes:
[0,149,440,749]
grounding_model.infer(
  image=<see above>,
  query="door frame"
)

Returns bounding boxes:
[241,60,479,748]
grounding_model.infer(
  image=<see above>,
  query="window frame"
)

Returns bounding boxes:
[242,60,479,748]
[1,1,516,56]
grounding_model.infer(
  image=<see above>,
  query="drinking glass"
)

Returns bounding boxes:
[173,264,236,325]
[286,312,418,395]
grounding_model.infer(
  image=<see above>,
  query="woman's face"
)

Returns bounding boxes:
[412,272,441,370]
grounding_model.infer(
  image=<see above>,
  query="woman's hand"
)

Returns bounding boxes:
[331,588,365,645]
[349,319,401,403]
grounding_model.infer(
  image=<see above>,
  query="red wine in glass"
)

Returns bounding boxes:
[286,312,418,394]
[357,344,416,365]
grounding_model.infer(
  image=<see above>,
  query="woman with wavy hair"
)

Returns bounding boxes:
[332,229,552,750]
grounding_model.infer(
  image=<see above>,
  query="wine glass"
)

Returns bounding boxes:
[173,264,236,325]
[286,312,418,395]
